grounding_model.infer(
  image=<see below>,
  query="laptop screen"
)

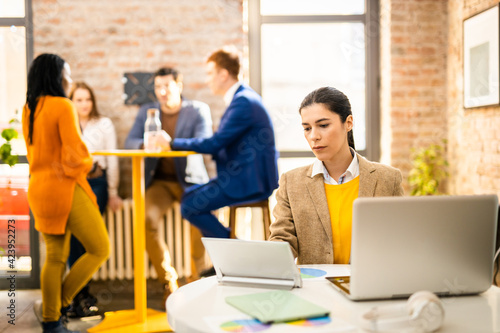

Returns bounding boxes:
[347,195,498,300]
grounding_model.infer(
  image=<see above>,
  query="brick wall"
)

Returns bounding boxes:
[447,0,500,197]
[380,0,449,193]
[32,0,245,197]
[31,0,500,198]
[382,0,500,197]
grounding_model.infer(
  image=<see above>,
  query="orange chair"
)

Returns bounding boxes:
[228,199,271,240]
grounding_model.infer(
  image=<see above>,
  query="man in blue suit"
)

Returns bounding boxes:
[125,67,212,301]
[171,46,279,239]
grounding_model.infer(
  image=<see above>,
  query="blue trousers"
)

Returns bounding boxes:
[180,179,270,238]
[68,172,108,283]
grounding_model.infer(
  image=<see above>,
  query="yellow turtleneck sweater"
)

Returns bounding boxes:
[324,176,359,264]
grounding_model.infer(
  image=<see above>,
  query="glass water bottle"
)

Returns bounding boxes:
[144,108,161,152]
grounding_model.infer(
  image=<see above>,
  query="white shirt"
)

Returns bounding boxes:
[81,117,119,196]
[223,82,242,106]
[311,149,359,185]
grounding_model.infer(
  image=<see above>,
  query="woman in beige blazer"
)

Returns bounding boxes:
[269,87,404,265]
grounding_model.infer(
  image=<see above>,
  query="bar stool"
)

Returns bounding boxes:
[228,199,271,240]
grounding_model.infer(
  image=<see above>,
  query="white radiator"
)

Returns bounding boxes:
[93,199,192,280]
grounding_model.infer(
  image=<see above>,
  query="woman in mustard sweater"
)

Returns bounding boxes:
[23,54,109,333]
[269,87,403,265]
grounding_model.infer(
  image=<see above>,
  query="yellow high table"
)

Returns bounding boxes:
[88,149,195,333]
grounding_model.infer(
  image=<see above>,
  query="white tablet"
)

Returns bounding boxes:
[201,238,302,289]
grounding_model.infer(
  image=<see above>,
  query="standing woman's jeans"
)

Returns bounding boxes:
[67,171,108,290]
[41,185,109,321]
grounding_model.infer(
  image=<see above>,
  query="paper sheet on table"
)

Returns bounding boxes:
[204,314,356,333]
[298,265,351,281]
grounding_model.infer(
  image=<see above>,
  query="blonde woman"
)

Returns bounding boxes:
[67,81,121,317]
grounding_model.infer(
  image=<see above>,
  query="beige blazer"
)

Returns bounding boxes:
[269,153,404,265]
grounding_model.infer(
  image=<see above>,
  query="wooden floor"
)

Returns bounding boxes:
[0,278,187,333]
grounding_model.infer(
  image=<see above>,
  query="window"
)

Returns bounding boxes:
[0,0,37,289]
[0,26,27,124]
[0,0,31,125]
[0,0,25,18]
[260,0,364,16]
[249,0,380,163]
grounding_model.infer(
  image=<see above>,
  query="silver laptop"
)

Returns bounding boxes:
[201,238,302,289]
[328,195,498,300]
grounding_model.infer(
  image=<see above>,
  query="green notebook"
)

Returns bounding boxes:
[225,290,330,324]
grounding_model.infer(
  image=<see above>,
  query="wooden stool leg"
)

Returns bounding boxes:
[229,199,271,240]
[190,226,206,280]
[229,206,237,239]
[262,204,271,240]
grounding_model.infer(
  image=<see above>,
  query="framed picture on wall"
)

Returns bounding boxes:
[463,5,499,108]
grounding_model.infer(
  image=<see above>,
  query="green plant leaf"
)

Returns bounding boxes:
[0,122,19,167]
[1,128,18,141]
[0,142,11,159]
[409,141,448,196]
[4,155,18,167]
[0,143,17,166]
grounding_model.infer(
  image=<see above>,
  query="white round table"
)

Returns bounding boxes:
[167,265,500,333]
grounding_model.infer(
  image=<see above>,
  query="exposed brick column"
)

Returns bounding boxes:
[380,0,448,193]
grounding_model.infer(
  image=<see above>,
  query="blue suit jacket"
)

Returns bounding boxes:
[172,84,279,200]
[125,99,212,189]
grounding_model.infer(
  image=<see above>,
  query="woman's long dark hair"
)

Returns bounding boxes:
[299,86,355,150]
[26,53,67,144]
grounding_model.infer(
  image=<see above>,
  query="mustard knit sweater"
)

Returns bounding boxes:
[22,96,97,235]
[324,176,360,264]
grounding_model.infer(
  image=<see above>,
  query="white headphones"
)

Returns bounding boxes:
[359,291,445,332]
